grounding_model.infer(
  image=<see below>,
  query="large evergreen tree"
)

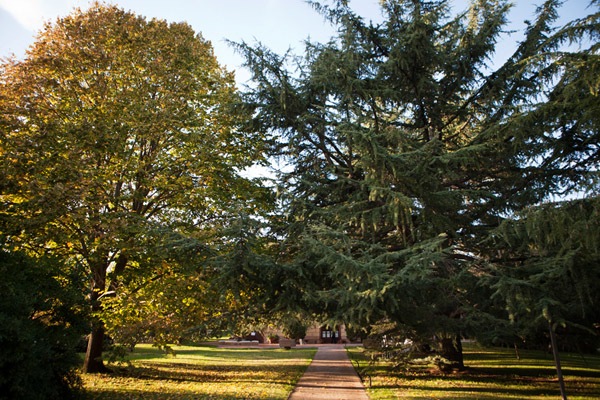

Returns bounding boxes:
[237,0,598,368]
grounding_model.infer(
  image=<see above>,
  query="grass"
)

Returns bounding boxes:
[81,343,316,399]
[347,342,600,400]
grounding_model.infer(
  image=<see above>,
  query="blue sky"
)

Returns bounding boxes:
[0,0,591,86]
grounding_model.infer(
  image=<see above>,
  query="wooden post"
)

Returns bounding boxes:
[548,320,568,400]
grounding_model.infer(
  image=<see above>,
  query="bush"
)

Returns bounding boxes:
[282,319,307,341]
[0,249,87,400]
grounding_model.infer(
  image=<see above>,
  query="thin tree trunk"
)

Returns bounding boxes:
[549,321,568,400]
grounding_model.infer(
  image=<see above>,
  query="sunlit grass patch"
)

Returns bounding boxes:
[348,342,600,400]
[82,344,316,399]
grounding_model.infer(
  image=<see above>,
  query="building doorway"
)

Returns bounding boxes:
[320,326,340,343]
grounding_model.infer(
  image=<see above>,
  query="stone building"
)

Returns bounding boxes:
[303,324,348,344]
[264,323,350,344]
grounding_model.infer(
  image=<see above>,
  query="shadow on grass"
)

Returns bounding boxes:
[471,365,600,378]
[111,362,301,385]
[350,345,600,399]
[366,368,600,400]
[83,345,316,399]
[84,363,300,400]
[397,385,557,399]
[154,346,316,361]
[85,387,284,400]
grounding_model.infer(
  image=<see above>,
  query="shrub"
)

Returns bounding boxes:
[0,249,87,400]
[282,319,307,341]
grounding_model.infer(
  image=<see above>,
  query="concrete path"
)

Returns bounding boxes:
[288,345,369,400]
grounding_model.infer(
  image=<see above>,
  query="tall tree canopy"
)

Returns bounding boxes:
[0,3,267,372]
[237,0,599,368]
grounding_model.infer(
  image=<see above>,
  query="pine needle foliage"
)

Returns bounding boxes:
[237,0,599,368]
[485,198,600,351]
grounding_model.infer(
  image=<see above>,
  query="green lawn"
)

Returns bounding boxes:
[347,342,600,400]
[82,344,316,399]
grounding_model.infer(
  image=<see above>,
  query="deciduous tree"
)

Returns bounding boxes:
[0,3,266,372]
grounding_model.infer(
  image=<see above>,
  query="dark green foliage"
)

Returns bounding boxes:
[238,0,599,369]
[485,198,600,352]
[0,248,87,400]
[281,317,308,340]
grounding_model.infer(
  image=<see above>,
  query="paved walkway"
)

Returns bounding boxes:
[288,345,369,400]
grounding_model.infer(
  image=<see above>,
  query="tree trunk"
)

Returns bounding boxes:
[549,321,568,400]
[82,264,110,373]
[440,334,465,371]
[82,324,110,373]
